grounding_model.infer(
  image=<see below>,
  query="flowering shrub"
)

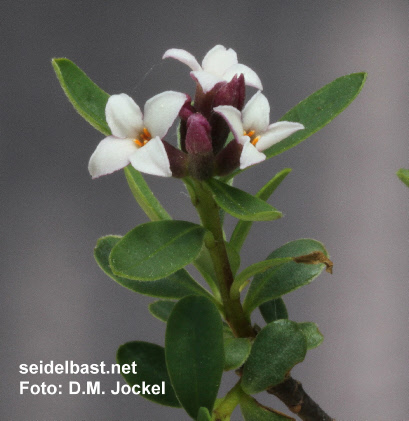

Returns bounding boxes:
[53,45,366,420]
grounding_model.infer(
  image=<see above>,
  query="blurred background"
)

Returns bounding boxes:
[1,1,408,419]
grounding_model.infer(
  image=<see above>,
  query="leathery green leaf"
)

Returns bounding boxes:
[165,296,224,418]
[124,165,171,221]
[197,407,212,421]
[239,391,295,420]
[52,58,110,135]
[94,235,211,299]
[265,72,367,158]
[230,168,292,252]
[243,239,329,316]
[110,221,206,281]
[117,341,180,407]
[259,298,289,323]
[297,322,324,350]
[230,258,291,300]
[241,320,307,394]
[397,168,409,188]
[149,300,176,322]
[223,337,252,371]
[207,178,282,221]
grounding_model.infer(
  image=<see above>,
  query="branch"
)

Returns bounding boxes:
[267,376,335,421]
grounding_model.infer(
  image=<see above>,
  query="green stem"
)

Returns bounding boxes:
[189,178,255,338]
[212,381,242,420]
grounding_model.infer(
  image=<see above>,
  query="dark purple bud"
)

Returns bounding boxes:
[185,113,214,180]
[162,140,188,178]
[179,96,195,121]
[209,75,246,155]
[193,79,226,119]
[214,139,243,177]
[185,113,213,155]
[213,74,245,110]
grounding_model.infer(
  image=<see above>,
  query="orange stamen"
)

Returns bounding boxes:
[134,128,152,148]
[251,136,260,146]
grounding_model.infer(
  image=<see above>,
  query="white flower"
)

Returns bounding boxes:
[214,91,304,170]
[163,45,263,93]
[88,91,187,178]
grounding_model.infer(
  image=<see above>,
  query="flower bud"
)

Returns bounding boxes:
[162,140,188,178]
[210,75,246,154]
[185,113,214,180]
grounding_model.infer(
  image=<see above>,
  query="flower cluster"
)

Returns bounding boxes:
[89,45,304,180]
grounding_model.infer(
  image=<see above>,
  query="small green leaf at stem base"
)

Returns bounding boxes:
[94,235,211,299]
[117,341,180,408]
[239,391,295,420]
[52,58,110,135]
[207,178,282,221]
[110,221,206,281]
[165,296,224,418]
[397,168,409,188]
[241,320,307,394]
[197,407,212,420]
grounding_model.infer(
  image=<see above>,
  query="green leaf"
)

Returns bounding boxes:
[265,73,367,158]
[165,296,224,418]
[124,165,171,221]
[230,169,292,252]
[259,298,289,323]
[197,407,212,421]
[297,322,324,350]
[94,235,211,299]
[239,392,295,420]
[243,239,329,316]
[397,168,409,188]
[52,58,110,135]
[241,320,307,394]
[223,337,252,371]
[149,300,176,322]
[110,221,206,281]
[207,178,282,221]
[230,258,292,300]
[117,341,180,407]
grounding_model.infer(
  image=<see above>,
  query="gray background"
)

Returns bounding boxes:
[2,1,408,420]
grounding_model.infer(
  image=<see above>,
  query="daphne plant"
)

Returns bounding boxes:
[52,45,366,421]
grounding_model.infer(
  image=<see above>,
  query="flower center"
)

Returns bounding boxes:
[134,128,152,147]
[243,129,260,146]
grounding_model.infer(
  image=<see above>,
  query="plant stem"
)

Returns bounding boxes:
[213,381,242,420]
[190,179,255,338]
[267,376,335,421]
[190,178,335,421]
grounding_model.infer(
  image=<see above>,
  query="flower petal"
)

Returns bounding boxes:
[240,140,266,170]
[190,70,224,93]
[223,63,263,91]
[256,121,305,151]
[242,91,270,134]
[88,136,137,178]
[129,137,172,177]
[213,105,245,143]
[202,45,238,77]
[162,48,202,71]
[143,91,188,139]
[105,94,143,139]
